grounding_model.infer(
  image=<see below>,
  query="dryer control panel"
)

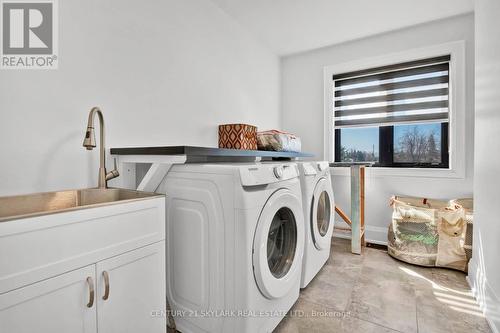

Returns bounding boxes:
[239,164,299,186]
[317,161,329,171]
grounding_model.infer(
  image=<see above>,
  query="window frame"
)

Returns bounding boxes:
[323,41,466,178]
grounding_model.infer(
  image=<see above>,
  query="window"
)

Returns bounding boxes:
[393,123,444,164]
[336,127,379,163]
[333,56,450,168]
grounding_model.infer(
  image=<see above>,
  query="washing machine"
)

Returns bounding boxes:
[297,161,335,288]
[158,162,304,333]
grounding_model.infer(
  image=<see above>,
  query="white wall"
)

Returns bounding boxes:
[470,1,500,331]
[210,0,474,55]
[0,0,280,196]
[281,14,474,243]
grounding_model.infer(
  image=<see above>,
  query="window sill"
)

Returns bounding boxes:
[330,165,465,179]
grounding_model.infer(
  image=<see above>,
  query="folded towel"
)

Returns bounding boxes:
[257,130,301,152]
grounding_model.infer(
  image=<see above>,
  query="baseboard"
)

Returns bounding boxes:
[333,222,388,246]
[467,259,500,333]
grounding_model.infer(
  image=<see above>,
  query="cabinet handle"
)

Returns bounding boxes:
[102,271,110,300]
[86,277,94,308]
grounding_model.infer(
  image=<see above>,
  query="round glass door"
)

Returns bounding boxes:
[267,207,297,279]
[253,189,304,299]
[316,191,331,237]
[311,178,334,250]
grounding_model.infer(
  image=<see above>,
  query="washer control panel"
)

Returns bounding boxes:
[239,163,299,186]
[273,166,284,179]
[301,163,317,176]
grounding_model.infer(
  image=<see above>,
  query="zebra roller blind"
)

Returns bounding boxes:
[334,55,450,128]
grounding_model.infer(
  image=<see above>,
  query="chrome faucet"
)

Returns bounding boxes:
[83,107,119,188]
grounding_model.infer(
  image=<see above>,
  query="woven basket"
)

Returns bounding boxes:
[218,124,257,150]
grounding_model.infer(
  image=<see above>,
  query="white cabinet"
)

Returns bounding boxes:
[0,242,166,333]
[96,242,165,333]
[0,265,97,333]
[0,195,166,333]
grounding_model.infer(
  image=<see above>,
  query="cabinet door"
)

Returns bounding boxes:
[0,265,97,333]
[96,241,166,333]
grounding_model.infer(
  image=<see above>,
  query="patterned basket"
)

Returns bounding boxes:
[218,124,257,150]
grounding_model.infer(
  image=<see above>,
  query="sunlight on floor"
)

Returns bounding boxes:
[433,291,477,304]
[399,266,485,318]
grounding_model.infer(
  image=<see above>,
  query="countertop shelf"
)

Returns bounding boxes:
[110,145,313,159]
[330,162,376,167]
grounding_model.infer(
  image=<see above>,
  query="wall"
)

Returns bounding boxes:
[0,0,280,196]
[281,14,474,243]
[469,1,500,331]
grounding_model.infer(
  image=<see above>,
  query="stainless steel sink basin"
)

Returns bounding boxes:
[0,188,163,222]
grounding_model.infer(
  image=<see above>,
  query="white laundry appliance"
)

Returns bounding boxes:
[297,161,335,288]
[158,162,305,333]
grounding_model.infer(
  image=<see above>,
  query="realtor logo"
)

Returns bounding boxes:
[1,0,58,69]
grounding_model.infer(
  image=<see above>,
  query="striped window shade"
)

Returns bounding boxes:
[333,55,450,129]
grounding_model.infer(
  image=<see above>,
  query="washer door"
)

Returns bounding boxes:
[311,178,334,250]
[253,189,304,299]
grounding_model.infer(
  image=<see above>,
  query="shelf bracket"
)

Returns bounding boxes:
[137,163,173,192]
[109,154,187,192]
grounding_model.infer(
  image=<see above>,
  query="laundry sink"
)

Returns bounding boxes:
[0,188,161,222]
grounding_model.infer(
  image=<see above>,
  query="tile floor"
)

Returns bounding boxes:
[274,237,491,333]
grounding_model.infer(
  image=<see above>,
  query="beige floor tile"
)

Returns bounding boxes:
[362,246,403,270]
[430,267,471,291]
[299,266,358,312]
[416,288,491,333]
[330,237,351,250]
[326,238,364,271]
[297,238,364,311]
[274,299,399,333]
[347,265,418,333]
[275,237,491,333]
[327,247,364,269]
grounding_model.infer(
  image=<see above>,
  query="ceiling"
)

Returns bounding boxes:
[209,0,474,56]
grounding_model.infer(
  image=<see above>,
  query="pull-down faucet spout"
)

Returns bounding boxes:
[83,107,119,188]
